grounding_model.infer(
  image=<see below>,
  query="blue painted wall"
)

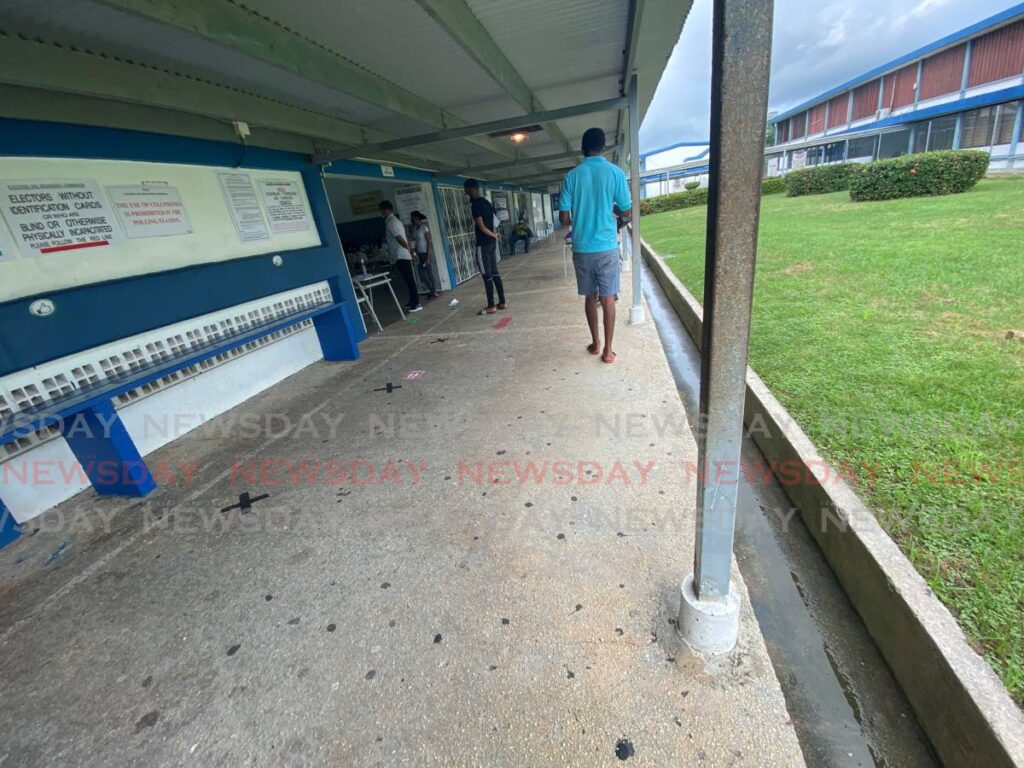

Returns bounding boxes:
[0,119,365,377]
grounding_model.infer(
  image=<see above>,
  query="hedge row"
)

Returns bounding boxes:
[849,150,989,201]
[639,187,708,216]
[638,150,989,213]
[784,162,858,197]
[639,177,784,215]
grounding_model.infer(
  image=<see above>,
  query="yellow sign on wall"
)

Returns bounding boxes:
[349,189,383,216]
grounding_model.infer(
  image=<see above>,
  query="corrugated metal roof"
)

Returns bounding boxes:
[239,0,506,111]
[466,0,629,91]
[0,0,399,126]
[0,0,689,178]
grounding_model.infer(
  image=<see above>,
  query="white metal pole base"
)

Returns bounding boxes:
[629,304,645,326]
[677,573,740,655]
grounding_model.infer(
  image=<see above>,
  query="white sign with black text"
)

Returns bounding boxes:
[0,178,120,257]
[258,178,312,235]
[217,172,270,242]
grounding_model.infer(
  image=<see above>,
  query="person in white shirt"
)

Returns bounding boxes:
[410,210,439,299]
[379,200,421,312]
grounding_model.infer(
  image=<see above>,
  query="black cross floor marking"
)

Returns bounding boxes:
[430,337,448,344]
[220,491,269,513]
[373,383,401,393]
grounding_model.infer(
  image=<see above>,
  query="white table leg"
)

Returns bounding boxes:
[385,278,406,320]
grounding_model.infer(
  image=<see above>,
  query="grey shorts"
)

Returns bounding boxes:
[572,248,620,298]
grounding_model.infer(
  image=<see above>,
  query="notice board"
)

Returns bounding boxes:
[0,157,320,303]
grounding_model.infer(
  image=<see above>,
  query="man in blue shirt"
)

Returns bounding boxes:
[559,128,632,364]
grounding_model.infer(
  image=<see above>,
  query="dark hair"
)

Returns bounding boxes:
[581,127,606,154]
[463,178,480,190]
[378,200,394,212]
[410,210,425,222]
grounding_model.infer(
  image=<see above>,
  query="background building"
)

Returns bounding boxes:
[765,4,1024,174]
[638,141,710,198]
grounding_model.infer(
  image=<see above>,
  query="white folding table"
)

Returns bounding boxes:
[353,272,405,333]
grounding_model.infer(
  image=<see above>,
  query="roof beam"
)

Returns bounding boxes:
[414,0,572,153]
[0,34,467,169]
[438,146,620,179]
[504,168,574,184]
[435,149,584,178]
[614,0,645,166]
[315,96,627,163]
[89,0,516,160]
[623,0,646,95]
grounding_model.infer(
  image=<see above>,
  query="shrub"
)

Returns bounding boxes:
[684,180,701,191]
[784,163,858,197]
[849,150,989,202]
[639,187,709,216]
[761,176,786,195]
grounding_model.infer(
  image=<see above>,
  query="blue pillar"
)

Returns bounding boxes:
[0,498,22,549]
[61,399,156,497]
[314,276,360,361]
[302,165,366,344]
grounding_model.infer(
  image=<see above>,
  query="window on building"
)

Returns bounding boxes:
[805,145,823,166]
[961,105,997,148]
[994,101,1021,146]
[911,123,928,154]
[823,142,845,163]
[847,135,877,160]
[962,102,1022,148]
[878,130,911,159]
[927,116,957,151]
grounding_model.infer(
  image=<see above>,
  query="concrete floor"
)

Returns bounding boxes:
[0,240,805,767]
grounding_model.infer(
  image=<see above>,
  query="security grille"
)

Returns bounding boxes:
[437,185,479,284]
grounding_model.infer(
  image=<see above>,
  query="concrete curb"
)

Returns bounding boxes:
[642,239,1024,768]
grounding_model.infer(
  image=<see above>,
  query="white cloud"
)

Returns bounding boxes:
[816,8,853,49]
[896,0,954,27]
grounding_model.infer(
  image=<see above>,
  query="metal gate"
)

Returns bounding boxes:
[437,185,479,284]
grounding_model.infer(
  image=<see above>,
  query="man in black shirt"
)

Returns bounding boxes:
[464,178,507,314]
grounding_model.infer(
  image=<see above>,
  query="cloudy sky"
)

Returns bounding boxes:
[640,0,1016,153]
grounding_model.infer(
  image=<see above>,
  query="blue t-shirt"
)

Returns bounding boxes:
[559,156,631,254]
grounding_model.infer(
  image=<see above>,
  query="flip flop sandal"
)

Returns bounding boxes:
[497,302,510,310]
[479,307,497,315]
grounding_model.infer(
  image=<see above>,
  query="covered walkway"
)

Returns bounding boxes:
[0,240,803,766]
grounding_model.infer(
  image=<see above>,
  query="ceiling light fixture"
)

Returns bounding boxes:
[509,131,529,144]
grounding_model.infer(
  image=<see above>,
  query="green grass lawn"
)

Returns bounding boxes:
[643,177,1024,703]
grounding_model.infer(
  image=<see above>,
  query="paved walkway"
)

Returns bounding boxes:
[0,239,804,766]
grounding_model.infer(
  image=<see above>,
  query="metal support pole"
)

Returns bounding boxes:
[677,0,774,655]
[628,73,644,325]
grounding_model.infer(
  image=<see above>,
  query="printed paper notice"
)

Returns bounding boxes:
[0,178,120,256]
[258,179,311,234]
[217,172,269,242]
[107,184,193,239]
